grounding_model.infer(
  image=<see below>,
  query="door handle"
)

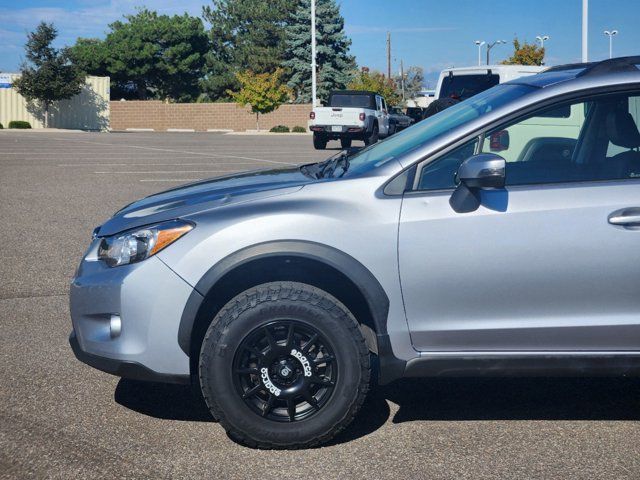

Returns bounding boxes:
[608,208,640,227]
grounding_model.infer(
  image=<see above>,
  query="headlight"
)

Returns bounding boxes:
[97,220,193,267]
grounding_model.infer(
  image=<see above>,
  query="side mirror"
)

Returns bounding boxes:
[450,153,506,213]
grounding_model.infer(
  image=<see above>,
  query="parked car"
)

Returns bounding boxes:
[435,64,545,101]
[71,56,640,449]
[405,106,427,124]
[388,107,414,132]
[309,90,391,149]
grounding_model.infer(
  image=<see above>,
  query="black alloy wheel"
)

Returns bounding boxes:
[233,320,336,422]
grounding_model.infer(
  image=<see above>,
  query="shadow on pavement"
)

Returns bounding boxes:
[115,379,214,422]
[115,376,640,444]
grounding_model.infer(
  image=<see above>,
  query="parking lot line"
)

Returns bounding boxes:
[139,179,203,182]
[94,170,232,174]
[50,137,298,165]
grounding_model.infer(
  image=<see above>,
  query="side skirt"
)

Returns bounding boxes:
[404,352,640,378]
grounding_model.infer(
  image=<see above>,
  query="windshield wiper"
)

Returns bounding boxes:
[320,151,350,178]
[300,147,359,179]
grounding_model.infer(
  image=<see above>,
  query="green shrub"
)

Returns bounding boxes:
[292,126,306,133]
[0,122,3,129]
[269,125,290,133]
[8,121,32,129]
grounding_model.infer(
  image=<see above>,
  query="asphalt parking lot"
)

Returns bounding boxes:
[1,130,640,479]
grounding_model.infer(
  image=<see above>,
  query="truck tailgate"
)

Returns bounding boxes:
[313,107,363,126]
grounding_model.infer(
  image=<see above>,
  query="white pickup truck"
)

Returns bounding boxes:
[309,90,391,149]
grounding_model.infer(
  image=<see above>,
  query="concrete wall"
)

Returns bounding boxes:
[109,101,312,132]
[0,75,110,130]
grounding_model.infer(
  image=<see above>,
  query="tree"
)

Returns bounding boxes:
[394,66,424,104]
[68,38,109,76]
[348,68,401,106]
[282,0,355,103]
[502,38,545,66]
[70,9,209,101]
[228,69,291,130]
[201,0,297,101]
[14,22,85,128]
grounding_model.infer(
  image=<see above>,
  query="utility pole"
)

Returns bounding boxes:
[311,0,317,106]
[582,0,588,62]
[386,32,391,79]
[400,59,405,102]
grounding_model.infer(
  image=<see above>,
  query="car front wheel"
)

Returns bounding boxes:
[198,282,370,449]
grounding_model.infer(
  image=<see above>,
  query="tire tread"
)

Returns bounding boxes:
[198,281,370,449]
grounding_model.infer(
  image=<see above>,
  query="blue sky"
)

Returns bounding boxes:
[1,0,638,86]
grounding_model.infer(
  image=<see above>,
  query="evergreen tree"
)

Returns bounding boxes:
[283,0,355,104]
[201,0,297,101]
[14,22,85,128]
[69,10,208,101]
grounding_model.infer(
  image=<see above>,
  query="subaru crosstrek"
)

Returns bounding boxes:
[71,57,640,449]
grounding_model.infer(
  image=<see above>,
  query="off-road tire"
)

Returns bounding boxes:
[364,124,379,146]
[198,282,370,449]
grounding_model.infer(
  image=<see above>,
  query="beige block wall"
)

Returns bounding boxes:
[0,75,110,130]
[109,101,312,132]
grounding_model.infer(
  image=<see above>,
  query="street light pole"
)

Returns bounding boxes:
[604,30,618,59]
[536,35,549,64]
[486,40,506,65]
[474,40,485,66]
[311,0,317,107]
[535,35,550,49]
[582,0,588,62]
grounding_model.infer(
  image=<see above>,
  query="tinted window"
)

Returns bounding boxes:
[439,74,500,100]
[329,94,374,108]
[418,140,478,190]
[417,91,640,189]
[343,84,532,176]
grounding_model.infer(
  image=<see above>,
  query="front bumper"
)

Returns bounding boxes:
[69,332,188,384]
[69,247,195,384]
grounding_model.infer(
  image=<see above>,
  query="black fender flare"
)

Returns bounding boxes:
[179,240,389,352]
[178,240,405,384]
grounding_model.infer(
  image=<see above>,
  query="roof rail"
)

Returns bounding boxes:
[576,56,640,77]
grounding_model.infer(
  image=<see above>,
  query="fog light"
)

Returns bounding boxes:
[110,315,122,338]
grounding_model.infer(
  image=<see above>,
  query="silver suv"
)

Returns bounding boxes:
[70,57,640,449]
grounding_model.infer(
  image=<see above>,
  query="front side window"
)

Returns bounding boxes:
[418,90,640,190]
[343,84,532,176]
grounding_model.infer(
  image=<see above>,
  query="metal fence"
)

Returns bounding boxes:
[0,74,110,130]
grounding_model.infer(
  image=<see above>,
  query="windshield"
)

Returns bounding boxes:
[343,84,532,176]
[439,73,500,100]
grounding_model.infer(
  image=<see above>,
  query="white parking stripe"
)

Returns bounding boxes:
[58,162,264,167]
[139,179,203,182]
[94,170,231,174]
[50,137,297,165]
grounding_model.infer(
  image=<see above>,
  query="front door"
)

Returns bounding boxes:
[398,91,640,352]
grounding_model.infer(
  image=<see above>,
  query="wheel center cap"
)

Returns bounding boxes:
[278,363,294,379]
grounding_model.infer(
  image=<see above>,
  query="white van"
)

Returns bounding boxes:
[435,65,545,101]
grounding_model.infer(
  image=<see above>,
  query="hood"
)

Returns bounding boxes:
[97,167,312,236]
